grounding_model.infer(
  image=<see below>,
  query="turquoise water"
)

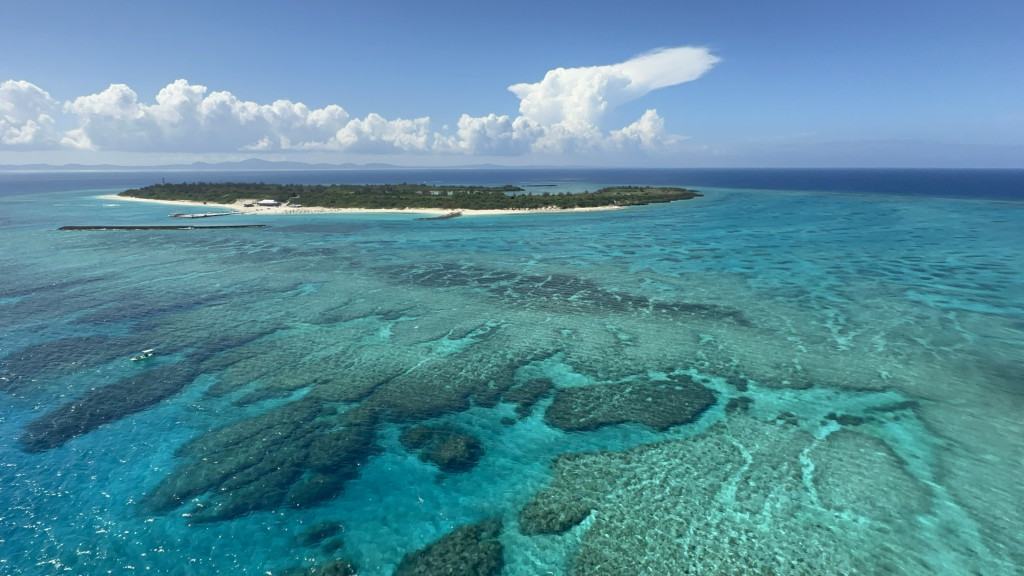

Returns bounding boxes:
[1,170,1022,575]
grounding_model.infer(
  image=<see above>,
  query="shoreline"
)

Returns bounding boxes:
[100,194,624,216]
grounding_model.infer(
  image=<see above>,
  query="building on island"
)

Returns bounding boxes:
[257,199,280,207]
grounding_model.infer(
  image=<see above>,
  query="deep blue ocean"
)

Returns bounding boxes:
[1,168,1022,575]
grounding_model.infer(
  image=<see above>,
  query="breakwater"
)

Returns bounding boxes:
[59,225,268,230]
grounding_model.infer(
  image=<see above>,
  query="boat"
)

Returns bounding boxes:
[131,349,155,361]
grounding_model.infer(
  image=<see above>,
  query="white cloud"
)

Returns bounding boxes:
[59,79,353,152]
[63,83,150,150]
[64,83,143,119]
[0,80,56,119]
[242,136,274,151]
[1,46,718,159]
[432,114,541,155]
[55,79,433,154]
[615,46,721,94]
[506,46,719,150]
[432,46,716,155]
[609,109,677,148]
[1,80,60,147]
[334,113,432,153]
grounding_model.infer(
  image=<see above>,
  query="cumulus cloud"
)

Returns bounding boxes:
[51,79,435,155]
[506,46,719,150]
[433,114,542,155]
[609,109,677,148]
[0,46,718,158]
[431,45,717,154]
[334,113,431,153]
[1,80,60,147]
[60,79,353,152]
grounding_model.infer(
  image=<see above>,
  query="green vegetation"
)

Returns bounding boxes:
[119,182,702,210]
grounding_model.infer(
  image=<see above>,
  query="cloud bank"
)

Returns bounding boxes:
[1,46,718,159]
[1,80,61,147]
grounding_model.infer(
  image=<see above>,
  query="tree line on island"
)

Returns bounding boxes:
[119,182,702,210]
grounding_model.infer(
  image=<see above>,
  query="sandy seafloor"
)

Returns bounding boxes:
[1,169,1022,575]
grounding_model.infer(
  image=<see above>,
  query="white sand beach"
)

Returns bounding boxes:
[100,194,623,216]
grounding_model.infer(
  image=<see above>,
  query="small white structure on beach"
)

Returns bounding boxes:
[257,199,280,207]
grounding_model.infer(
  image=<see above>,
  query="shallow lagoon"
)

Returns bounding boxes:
[1,169,1022,575]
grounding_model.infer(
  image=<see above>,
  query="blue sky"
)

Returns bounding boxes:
[1,0,1022,167]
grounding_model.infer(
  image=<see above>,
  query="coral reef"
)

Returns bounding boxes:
[15,330,273,451]
[1,335,134,391]
[502,377,554,418]
[20,362,203,452]
[400,425,485,473]
[519,413,936,574]
[518,491,594,535]
[726,374,749,391]
[809,429,932,523]
[393,518,504,576]
[295,521,345,547]
[143,397,380,522]
[544,374,716,432]
[725,395,753,413]
[141,322,550,522]
[385,262,751,327]
[205,342,409,406]
[824,411,868,426]
[356,348,551,425]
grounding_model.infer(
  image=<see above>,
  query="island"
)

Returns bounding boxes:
[117,182,702,213]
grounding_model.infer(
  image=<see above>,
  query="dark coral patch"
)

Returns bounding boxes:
[288,473,349,510]
[775,412,800,426]
[471,365,518,409]
[725,374,749,392]
[503,377,554,418]
[393,518,504,576]
[366,383,473,424]
[1,334,145,392]
[517,450,622,536]
[20,362,202,452]
[356,350,551,425]
[385,261,751,326]
[143,398,380,523]
[400,426,484,473]
[295,521,344,547]
[725,395,754,413]
[144,346,547,523]
[519,497,593,535]
[544,375,716,432]
[825,412,869,426]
